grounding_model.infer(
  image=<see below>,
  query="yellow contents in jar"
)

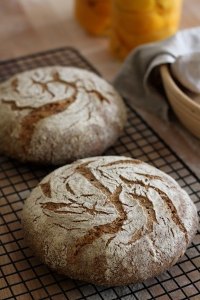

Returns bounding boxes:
[75,0,111,36]
[110,0,183,60]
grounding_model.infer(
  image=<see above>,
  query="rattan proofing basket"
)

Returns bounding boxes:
[160,64,200,139]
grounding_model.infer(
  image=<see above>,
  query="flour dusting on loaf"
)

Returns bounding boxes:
[21,156,198,286]
[0,67,126,164]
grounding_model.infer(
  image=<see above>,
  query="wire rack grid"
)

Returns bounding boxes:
[0,47,199,300]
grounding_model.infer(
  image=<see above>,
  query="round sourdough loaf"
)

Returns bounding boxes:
[0,67,126,165]
[21,156,198,286]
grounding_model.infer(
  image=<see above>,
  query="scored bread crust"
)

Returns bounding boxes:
[21,156,198,286]
[0,67,126,164]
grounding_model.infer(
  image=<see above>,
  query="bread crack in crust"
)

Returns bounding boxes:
[0,66,126,164]
[21,156,198,286]
[20,93,77,153]
[40,182,52,198]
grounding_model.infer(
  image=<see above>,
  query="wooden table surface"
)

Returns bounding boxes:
[0,0,200,176]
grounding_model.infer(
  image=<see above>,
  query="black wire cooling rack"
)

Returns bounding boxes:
[0,47,199,300]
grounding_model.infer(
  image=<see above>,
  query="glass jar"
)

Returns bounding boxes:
[75,0,111,36]
[110,0,183,60]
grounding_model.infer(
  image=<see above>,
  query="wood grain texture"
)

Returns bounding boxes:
[0,0,200,175]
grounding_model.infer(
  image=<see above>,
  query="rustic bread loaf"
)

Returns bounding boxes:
[21,156,198,286]
[0,67,126,164]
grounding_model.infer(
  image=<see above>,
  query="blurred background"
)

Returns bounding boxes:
[0,0,200,80]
